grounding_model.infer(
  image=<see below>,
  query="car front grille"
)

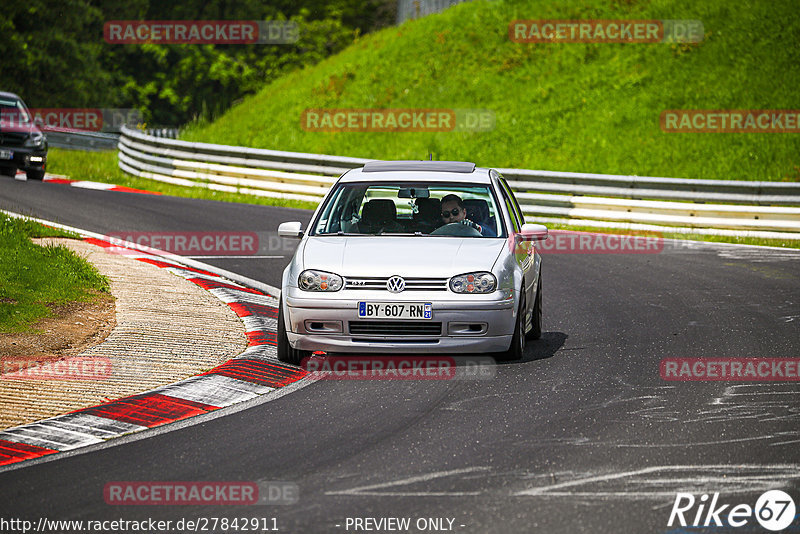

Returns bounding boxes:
[0,132,27,147]
[349,321,442,336]
[345,277,448,291]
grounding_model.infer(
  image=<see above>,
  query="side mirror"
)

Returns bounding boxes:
[278,221,304,238]
[518,223,548,241]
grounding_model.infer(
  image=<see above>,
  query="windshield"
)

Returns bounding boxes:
[311,181,506,238]
[0,98,31,126]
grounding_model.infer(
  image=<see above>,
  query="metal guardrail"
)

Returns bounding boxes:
[146,128,180,139]
[499,168,800,205]
[117,126,800,238]
[46,128,179,151]
[396,0,470,24]
[46,130,121,151]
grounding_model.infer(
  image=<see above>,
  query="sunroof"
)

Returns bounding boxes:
[361,160,476,173]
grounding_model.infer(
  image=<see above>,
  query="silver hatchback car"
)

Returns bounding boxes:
[276,160,548,363]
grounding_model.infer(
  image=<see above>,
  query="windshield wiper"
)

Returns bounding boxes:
[317,231,361,236]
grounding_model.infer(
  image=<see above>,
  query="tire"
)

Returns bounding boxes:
[526,273,542,340]
[499,289,526,361]
[0,166,16,177]
[26,169,45,180]
[276,298,308,365]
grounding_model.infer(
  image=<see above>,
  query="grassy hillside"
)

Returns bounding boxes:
[182,0,800,181]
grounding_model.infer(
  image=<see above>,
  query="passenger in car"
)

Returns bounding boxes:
[440,194,486,235]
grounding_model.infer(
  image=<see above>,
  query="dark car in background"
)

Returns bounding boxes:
[0,91,47,180]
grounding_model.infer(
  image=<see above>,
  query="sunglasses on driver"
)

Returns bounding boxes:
[441,208,461,218]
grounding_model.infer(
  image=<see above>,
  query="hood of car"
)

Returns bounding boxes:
[0,122,41,136]
[301,236,506,278]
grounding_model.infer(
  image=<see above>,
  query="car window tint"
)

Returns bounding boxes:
[499,183,521,233]
[311,182,506,237]
[499,176,525,227]
[0,99,30,124]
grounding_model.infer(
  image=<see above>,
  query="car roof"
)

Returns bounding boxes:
[0,91,22,101]
[340,161,493,184]
[362,160,476,173]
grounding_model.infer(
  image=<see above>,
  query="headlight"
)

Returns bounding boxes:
[298,270,343,292]
[23,133,45,148]
[449,272,496,294]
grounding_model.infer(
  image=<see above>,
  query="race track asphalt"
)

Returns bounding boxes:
[1,178,799,533]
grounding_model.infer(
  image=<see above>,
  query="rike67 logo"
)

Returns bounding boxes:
[668,490,796,531]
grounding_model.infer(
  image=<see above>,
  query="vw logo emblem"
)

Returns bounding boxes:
[386,276,405,293]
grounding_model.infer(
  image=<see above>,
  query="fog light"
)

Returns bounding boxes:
[29,156,44,163]
[304,320,343,333]
[448,322,488,335]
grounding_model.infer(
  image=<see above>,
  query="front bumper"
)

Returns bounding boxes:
[0,146,47,171]
[285,289,516,354]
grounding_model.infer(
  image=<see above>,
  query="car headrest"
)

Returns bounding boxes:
[361,199,397,224]
[464,199,490,222]
[414,197,441,220]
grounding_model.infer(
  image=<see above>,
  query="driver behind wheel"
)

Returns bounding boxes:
[440,194,484,234]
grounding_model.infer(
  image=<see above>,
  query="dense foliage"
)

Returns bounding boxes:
[0,0,395,126]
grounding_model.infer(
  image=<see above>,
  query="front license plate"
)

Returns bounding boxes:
[0,150,12,160]
[358,302,432,320]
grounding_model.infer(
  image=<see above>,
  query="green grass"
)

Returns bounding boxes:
[0,214,110,333]
[45,148,319,210]
[182,0,800,182]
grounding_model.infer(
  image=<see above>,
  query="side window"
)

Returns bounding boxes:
[499,176,525,226]
[313,186,342,234]
[498,182,521,233]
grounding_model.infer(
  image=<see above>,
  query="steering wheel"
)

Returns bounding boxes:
[430,223,482,237]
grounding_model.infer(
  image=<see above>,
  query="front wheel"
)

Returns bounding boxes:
[499,290,526,361]
[526,273,542,340]
[26,169,45,180]
[0,166,16,177]
[276,298,309,365]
